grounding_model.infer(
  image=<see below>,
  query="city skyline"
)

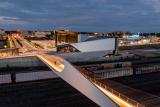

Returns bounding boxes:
[0,0,160,33]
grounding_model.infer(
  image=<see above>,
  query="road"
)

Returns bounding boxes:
[16,37,56,56]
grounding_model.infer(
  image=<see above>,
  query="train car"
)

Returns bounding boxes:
[133,63,160,75]
[91,67,133,80]
[77,64,102,72]
[101,61,131,70]
[15,70,59,82]
[0,73,12,84]
[76,67,90,76]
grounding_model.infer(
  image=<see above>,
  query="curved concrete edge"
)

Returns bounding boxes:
[38,54,119,107]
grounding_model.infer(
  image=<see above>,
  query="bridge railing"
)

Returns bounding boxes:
[76,65,145,107]
[85,76,145,107]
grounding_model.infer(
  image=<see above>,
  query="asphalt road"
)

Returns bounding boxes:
[17,37,56,56]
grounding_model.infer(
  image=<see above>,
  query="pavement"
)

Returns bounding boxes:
[120,49,160,57]
[8,36,13,48]
[16,37,57,56]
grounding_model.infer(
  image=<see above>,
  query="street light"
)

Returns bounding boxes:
[4,45,7,48]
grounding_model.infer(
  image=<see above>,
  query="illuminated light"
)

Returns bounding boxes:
[95,85,133,107]
[4,45,7,48]
[37,55,64,72]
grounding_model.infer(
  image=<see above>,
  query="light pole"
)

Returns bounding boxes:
[4,45,7,48]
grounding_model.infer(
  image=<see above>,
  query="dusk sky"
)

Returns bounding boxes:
[0,0,160,33]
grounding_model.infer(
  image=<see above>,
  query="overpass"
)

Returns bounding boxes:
[37,54,145,107]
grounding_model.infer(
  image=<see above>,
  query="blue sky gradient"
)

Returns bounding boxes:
[0,0,160,33]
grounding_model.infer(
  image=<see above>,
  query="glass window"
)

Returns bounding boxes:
[56,33,78,45]
[57,46,80,53]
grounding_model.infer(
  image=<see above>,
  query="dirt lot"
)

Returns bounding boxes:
[120,49,160,57]
[119,43,160,50]
[31,40,55,48]
[119,44,160,58]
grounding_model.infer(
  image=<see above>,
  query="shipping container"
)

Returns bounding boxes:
[102,61,131,70]
[92,67,133,80]
[15,71,59,82]
[0,73,12,84]
[77,64,102,72]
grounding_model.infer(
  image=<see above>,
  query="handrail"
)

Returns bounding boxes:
[85,76,145,107]
[77,67,145,107]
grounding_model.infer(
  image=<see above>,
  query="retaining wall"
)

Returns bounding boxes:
[68,54,134,63]
[0,55,46,68]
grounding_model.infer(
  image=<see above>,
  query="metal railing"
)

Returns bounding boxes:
[76,66,145,107]
[85,76,145,107]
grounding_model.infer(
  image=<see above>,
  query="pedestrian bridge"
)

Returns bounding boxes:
[37,54,143,107]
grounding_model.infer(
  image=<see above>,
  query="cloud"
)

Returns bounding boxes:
[0,16,18,20]
[0,0,160,32]
[0,2,14,8]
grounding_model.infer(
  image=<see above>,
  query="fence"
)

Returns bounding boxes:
[85,76,145,107]
[76,65,145,107]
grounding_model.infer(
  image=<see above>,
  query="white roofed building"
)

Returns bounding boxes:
[55,30,119,59]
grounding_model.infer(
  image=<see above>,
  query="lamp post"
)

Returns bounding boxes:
[4,45,7,48]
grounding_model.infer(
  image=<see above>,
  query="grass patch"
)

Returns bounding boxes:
[6,41,10,48]
[46,46,56,49]
[31,42,44,49]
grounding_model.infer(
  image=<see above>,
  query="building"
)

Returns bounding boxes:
[55,30,118,59]
[18,30,29,37]
[94,32,103,36]
[35,31,51,37]
[11,32,20,37]
[0,29,7,40]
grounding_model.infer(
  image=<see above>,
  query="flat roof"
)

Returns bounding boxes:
[92,67,132,73]
[0,47,20,51]
[55,30,78,35]
[101,61,131,65]
[56,44,71,47]
[77,64,101,67]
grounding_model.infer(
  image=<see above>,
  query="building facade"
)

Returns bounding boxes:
[55,30,119,59]
[0,29,7,40]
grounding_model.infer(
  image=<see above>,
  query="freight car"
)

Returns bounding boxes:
[101,62,131,69]
[133,63,160,75]
[0,71,59,84]
[77,64,103,72]
[77,62,131,72]
[15,71,59,82]
[91,67,133,80]
[0,73,12,84]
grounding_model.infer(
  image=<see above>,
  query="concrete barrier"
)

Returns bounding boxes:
[68,54,134,63]
[0,55,46,68]
[0,48,19,58]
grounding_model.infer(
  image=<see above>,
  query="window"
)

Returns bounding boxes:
[57,46,80,53]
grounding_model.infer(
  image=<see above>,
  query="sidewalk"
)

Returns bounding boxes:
[8,36,13,48]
